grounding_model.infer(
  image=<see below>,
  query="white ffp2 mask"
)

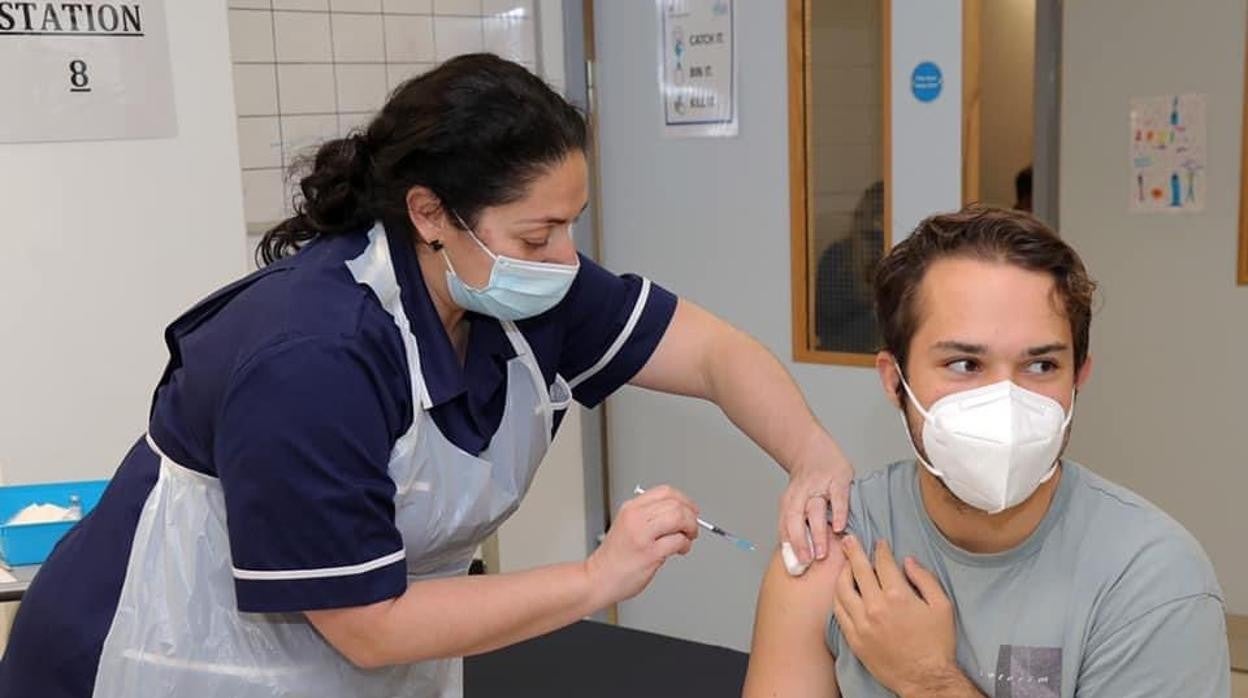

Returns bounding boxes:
[896,370,1074,514]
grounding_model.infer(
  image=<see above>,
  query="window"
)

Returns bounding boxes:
[789,0,990,364]
[787,0,890,366]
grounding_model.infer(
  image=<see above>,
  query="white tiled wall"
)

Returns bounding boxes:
[226,0,548,232]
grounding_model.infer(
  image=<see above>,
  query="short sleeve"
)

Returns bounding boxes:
[825,480,871,659]
[1077,594,1230,697]
[213,333,412,613]
[558,255,678,407]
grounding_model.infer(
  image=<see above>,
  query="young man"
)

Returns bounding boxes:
[745,208,1229,697]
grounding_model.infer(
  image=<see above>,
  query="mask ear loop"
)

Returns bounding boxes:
[451,210,499,262]
[893,361,934,422]
[1038,388,1079,484]
[1061,388,1077,428]
[436,239,460,278]
[892,361,944,478]
[438,210,500,292]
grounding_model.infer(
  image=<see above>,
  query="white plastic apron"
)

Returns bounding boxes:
[92,224,570,697]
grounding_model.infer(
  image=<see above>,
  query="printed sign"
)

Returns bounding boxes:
[658,0,736,138]
[911,61,943,103]
[0,1,177,143]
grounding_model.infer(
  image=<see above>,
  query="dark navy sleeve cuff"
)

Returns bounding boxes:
[233,557,407,613]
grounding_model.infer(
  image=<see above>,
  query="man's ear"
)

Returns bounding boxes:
[876,351,903,409]
[405,185,450,246]
[1075,352,1094,391]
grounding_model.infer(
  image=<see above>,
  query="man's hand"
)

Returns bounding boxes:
[832,535,984,698]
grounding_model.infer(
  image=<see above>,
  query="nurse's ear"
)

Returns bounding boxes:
[406,186,452,246]
[875,351,903,409]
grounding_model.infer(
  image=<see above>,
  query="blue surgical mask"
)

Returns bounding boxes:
[441,213,580,321]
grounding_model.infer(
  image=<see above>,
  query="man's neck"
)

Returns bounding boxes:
[916,465,1062,554]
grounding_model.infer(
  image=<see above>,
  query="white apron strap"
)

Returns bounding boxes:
[345,223,434,411]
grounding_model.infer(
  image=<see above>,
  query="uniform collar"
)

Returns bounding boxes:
[382,224,516,408]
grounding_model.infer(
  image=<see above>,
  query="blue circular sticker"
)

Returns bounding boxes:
[911,61,943,103]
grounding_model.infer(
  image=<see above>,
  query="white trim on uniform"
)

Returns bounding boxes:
[232,549,406,581]
[567,277,652,390]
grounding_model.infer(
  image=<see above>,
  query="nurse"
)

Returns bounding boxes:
[0,54,853,697]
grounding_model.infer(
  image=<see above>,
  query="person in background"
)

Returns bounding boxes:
[815,181,885,354]
[1014,165,1033,212]
[0,55,856,697]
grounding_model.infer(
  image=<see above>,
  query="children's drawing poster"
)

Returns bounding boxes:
[1129,94,1206,213]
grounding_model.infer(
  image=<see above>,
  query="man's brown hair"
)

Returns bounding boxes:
[874,206,1097,373]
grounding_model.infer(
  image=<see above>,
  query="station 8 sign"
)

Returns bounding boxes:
[0,1,176,143]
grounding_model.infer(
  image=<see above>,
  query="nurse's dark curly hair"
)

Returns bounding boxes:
[258,54,587,265]
[874,206,1098,376]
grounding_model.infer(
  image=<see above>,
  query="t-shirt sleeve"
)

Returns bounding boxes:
[1077,594,1230,697]
[213,332,412,613]
[557,254,678,407]
[825,479,872,660]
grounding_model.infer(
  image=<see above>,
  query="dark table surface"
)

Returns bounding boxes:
[465,619,749,697]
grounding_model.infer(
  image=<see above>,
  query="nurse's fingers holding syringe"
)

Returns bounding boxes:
[627,483,700,518]
[585,485,700,605]
[617,485,700,547]
[637,497,702,542]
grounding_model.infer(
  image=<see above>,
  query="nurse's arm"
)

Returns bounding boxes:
[631,299,847,481]
[632,298,854,560]
[305,485,699,669]
[305,561,602,668]
[743,545,844,697]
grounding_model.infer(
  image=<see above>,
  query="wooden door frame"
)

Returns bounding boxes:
[788,0,979,366]
[1238,22,1248,285]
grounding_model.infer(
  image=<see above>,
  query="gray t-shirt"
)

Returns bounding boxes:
[826,460,1229,697]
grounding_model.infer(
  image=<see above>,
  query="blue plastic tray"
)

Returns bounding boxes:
[0,480,110,566]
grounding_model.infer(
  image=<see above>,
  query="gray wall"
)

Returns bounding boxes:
[1061,0,1248,613]
[594,0,907,651]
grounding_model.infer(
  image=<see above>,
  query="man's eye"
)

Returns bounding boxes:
[1025,360,1059,374]
[947,359,980,374]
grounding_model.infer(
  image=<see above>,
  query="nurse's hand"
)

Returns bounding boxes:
[781,430,853,570]
[629,299,853,574]
[585,485,700,606]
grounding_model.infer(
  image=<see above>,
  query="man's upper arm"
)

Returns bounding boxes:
[1077,594,1229,697]
[744,544,846,698]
